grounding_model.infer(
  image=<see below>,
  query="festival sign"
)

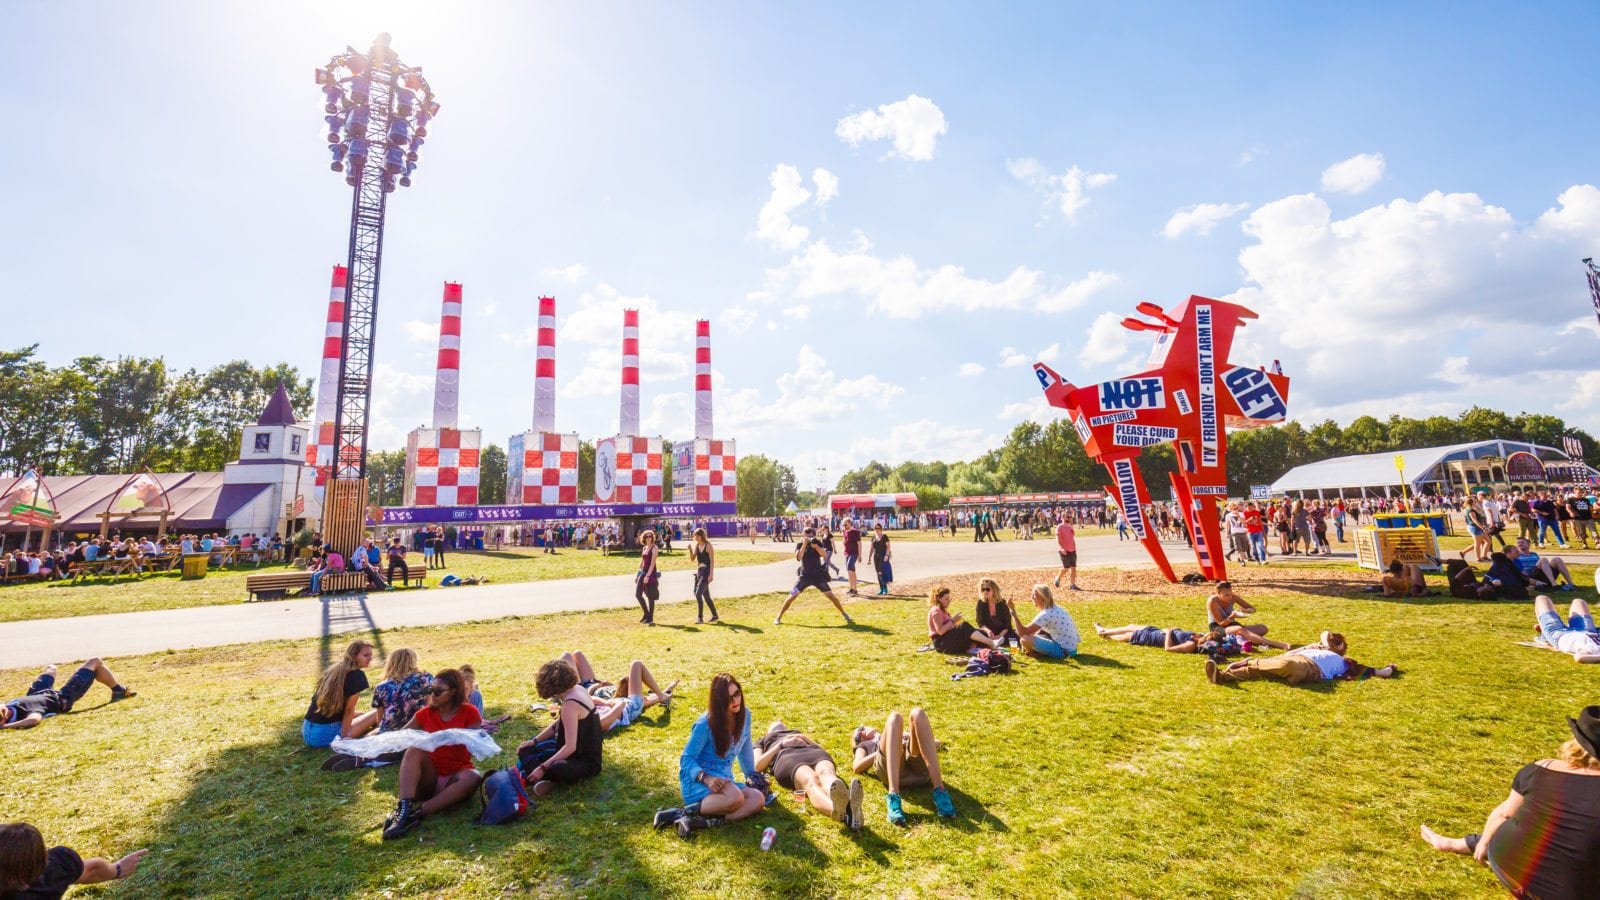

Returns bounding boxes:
[1505,451,1547,483]
[0,470,58,528]
[106,471,168,514]
[380,501,736,524]
[1033,296,1290,582]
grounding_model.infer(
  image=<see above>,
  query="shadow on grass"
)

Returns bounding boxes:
[939,783,1008,833]
[785,622,893,636]
[319,592,387,672]
[711,621,764,635]
[1070,652,1131,669]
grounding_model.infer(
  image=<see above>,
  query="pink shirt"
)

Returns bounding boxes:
[1056,522,1076,553]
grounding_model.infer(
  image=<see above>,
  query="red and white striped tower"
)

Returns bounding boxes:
[432,282,462,429]
[620,308,640,436]
[533,296,557,432]
[694,319,713,440]
[308,264,347,485]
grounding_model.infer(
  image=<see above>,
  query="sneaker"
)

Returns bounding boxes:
[843,615,855,626]
[847,778,864,832]
[773,616,783,626]
[1054,577,1061,587]
[886,792,907,826]
[931,786,956,818]
[828,777,850,823]
[109,686,136,701]
[320,752,362,772]
[1205,659,1222,684]
[1069,584,1081,591]
[847,589,859,597]
[652,807,684,830]
[676,814,719,838]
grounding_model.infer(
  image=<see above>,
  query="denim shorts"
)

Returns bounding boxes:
[302,719,342,748]
[1539,609,1597,639]
[1031,636,1077,659]
[844,553,858,572]
[616,694,645,728]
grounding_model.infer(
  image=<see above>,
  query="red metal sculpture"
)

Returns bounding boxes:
[1034,295,1290,582]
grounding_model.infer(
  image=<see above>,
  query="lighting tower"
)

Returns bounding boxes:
[313,33,438,550]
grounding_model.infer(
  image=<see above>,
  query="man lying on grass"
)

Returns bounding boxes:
[1,659,136,730]
[1205,632,1397,685]
[1532,596,1600,663]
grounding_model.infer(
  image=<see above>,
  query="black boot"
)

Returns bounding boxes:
[675,813,726,838]
[652,807,685,830]
[383,799,422,840]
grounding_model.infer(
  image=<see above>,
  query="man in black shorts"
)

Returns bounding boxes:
[774,527,854,626]
[755,721,862,830]
[1,658,136,730]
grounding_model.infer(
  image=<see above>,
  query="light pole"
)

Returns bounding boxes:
[314,33,439,553]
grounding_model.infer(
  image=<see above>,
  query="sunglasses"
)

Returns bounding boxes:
[426,685,451,696]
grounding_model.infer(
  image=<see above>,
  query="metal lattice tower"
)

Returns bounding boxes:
[315,33,438,480]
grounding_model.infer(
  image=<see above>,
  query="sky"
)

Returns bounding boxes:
[4,2,1600,492]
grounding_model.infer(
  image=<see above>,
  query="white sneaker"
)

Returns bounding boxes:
[828,777,850,823]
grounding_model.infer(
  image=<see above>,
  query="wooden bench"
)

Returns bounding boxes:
[244,571,312,601]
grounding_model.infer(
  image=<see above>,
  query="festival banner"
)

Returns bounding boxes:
[105,470,168,515]
[0,469,58,527]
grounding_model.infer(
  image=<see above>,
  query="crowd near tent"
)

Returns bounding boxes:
[1270,439,1597,499]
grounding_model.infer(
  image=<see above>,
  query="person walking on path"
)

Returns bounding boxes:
[635,530,661,626]
[869,525,894,596]
[690,527,718,624]
[1054,517,1079,590]
[841,518,864,597]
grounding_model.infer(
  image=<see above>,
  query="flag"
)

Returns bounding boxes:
[1564,436,1584,460]
[106,470,167,515]
[293,493,305,517]
[0,470,58,527]
[1588,261,1600,328]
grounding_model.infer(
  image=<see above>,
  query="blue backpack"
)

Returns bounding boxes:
[476,766,530,826]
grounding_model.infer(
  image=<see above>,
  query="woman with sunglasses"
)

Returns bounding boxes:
[652,673,765,838]
[381,668,484,840]
[973,577,1018,645]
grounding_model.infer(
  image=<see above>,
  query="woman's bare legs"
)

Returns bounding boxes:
[1226,624,1289,651]
[697,778,766,821]
[967,629,1000,649]
[882,711,905,794]
[1094,624,1148,642]
[561,651,598,684]
[905,707,945,789]
[622,660,676,709]
[793,760,844,816]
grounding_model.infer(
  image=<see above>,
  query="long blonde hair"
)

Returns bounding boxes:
[1032,584,1057,607]
[978,577,1001,604]
[382,648,419,683]
[314,640,372,718]
[1559,739,1600,770]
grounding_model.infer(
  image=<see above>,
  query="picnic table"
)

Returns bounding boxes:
[216,546,273,567]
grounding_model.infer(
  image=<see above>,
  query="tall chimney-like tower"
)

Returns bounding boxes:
[695,319,713,440]
[534,296,556,432]
[309,264,348,485]
[620,308,640,435]
[432,282,462,429]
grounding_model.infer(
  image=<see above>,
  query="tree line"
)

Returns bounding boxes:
[832,409,1598,508]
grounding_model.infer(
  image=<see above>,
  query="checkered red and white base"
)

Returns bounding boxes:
[597,435,663,504]
[693,438,737,503]
[507,431,580,505]
[404,427,482,507]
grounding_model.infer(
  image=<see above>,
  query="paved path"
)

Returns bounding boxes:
[0,536,1161,667]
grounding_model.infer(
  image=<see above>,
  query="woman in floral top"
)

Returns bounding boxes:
[321,648,431,773]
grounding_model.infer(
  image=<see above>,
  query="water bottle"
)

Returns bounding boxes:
[760,827,777,851]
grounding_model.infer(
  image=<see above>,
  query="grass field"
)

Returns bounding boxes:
[5,563,1595,898]
[0,547,775,624]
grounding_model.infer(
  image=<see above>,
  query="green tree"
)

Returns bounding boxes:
[478,443,507,505]
[737,455,781,516]
[365,450,407,506]
[834,461,890,493]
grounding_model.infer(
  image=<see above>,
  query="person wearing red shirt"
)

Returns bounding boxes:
[382,667,484,840]
[1054,518,1079,590]
[1243,502,1267,564]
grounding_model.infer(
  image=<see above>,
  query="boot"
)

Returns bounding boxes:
[652,806,687,830]
[382,799,422,840]
[675,813,726,838]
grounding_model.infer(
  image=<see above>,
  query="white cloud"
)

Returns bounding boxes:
[1239,146,1266,167]
[402,320,435,344]
[1163,202,1250,239]
[1320,152,1386,195]
[999,344,1056,368]
[812,168,839,207]
[481,302,497,318]
[997,397,1065,424]
[541,264,588,283]
[780,304,810,320]
[958,362,985,377]
[1008,158,1117,224]
[835,94,948,161]
[755,164,813,250]
[1036,342,1060,363]
[367,362,435,450]
[1437,355,1471,385]
[1079,311,1132,367]
[767,235,1044,318]
[722,306,756,333]
[1037,271,1121,313]
[721,345,903,435]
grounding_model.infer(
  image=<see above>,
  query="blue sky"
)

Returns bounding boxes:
[5,2,1600,490]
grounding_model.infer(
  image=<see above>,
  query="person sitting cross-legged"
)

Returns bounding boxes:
[1420,706,1600,899]
[517,658,604,799]
[1,659,136,731]
[1008,584,1079,659]
[1205,582,1291,650]
[1206,631,1397,685]
[380,668,485,840]
[1508,538,1579,592]
[851,707,956,825]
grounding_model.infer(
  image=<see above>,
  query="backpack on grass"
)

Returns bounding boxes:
[476,766,531,826]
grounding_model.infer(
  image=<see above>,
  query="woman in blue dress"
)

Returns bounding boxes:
[652,673,766,838]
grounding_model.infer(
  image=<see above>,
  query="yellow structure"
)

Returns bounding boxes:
[1353,526,1440,572]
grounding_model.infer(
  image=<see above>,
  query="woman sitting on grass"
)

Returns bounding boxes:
[1484,551,1531,601]
[0,823,148,898]
[1421,706,1600,899]
[1380,560,1429,598]
[973,578,1018,645]
[517,658,603,799]
[1205,582,1291,650]
[1094,623,1214,653]
[1008,584,1080,659]
[322,647,429,771]
[381,668,484,840]
[653,673,765,838]
[302,640,377,748]
[927,586,1001,654]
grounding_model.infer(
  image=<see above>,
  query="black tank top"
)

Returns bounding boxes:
[557,697,603,772]
[694,546,712,570]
